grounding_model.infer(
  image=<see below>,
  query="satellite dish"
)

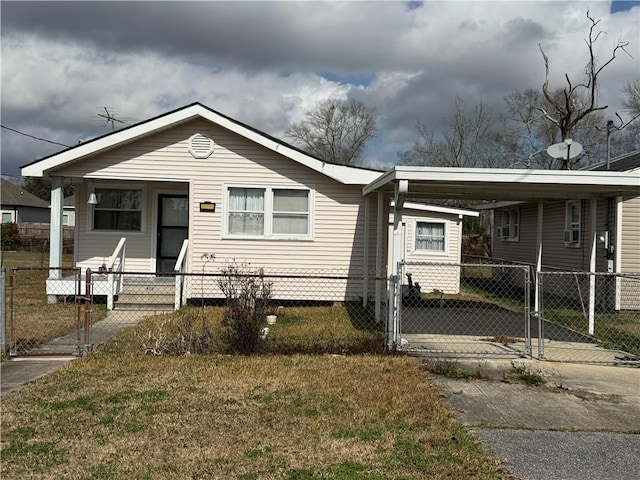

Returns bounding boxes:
[547,140,583,160]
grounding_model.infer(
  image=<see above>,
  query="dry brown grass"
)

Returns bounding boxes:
[2,252,107,352]
[1,354,511,479]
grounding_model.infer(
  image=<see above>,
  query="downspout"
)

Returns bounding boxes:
[375,192,384,322]
[363,195,370,307]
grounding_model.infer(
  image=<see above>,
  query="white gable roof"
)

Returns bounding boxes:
[21,103,383,186]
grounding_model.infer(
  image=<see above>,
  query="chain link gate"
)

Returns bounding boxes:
[396,261,532,357]
[5,267,84,356]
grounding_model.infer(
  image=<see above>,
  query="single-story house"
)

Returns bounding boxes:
[20,103,390,308]
[1,178,50,224]
[20,103,640,343]
[483,150,640,311]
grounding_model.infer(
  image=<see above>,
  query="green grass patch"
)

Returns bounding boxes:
[543,309,640,356]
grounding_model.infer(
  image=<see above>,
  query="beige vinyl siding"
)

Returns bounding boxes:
[619,196,640,310]
[394,211,463,294]
[61,119,377,301]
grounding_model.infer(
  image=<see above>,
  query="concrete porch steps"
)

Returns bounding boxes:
[114,277,175,312]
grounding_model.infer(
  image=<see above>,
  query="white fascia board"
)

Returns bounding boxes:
[392,201,479,217]
[392,166,640,187]
[363,166,640,195]
[22,104,383,185]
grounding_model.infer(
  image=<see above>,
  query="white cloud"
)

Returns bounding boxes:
[1,1,638,174]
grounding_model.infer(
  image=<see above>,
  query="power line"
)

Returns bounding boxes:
[1,124,71,148]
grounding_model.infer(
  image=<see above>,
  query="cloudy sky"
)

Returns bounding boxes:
[1,1,639,177]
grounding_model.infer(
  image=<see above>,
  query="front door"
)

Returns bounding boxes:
[156,194,189,272]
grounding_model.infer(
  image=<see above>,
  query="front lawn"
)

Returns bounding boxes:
[1,305,512,479]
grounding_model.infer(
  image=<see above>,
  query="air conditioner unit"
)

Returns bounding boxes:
[564,229,579,244]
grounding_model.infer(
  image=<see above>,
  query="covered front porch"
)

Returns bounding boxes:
[45,175,190,310]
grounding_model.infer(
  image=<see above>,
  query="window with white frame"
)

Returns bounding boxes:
[92,187,143,231]
[415,221,446,252]
[497,209,519,241]
[1,210,15,223]
[564,200,581,245]
[227,186,310,238]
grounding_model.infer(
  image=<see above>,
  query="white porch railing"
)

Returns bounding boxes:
[107,237,127,310]
[174,239,189,310]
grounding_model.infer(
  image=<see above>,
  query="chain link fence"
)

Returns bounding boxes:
[2,261,637,365]
[397,262,531,357]
[3,267,84,356]
[538,271,640,364]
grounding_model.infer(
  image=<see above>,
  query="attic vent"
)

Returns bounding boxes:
[188,133,214,159]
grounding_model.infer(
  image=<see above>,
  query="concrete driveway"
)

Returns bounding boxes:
[424,358,640,480]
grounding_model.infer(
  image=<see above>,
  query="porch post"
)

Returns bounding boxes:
[362,195,370,306]
[49,177,64,284]
[588,197,597,334]
[389,180,407,349]
[534,200,543,314]
[375,192,384,322]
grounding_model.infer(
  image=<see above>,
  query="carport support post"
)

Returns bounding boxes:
[48,177,64,303]
[588,197,597,335]
[535,200,543,314]
[388,180,408,349]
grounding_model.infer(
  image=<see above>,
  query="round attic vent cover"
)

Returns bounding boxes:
[188,133,214,159]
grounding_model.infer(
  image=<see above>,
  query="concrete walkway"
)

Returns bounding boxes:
[424,358,640,480]
[1,310,153,396]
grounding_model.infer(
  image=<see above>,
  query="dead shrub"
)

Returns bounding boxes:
[218,261,273,355]
[142,310,212,356]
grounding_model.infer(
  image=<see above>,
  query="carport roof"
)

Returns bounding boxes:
[363,166,640,201]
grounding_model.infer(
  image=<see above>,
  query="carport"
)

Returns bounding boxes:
[362,166,640,350]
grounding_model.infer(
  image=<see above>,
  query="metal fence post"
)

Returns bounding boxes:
[524,266,531,358]
[84,268,92,352]
[1,267,6,356]
[8,269,15,356]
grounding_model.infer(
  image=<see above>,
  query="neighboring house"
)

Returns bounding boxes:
[1,178,50,224]
[486,150,640,311]
[390,202,479,294]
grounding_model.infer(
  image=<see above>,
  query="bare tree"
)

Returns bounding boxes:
[286,98,377,166]
[535,10,632,168]
[399,97,514,168]
[504,88,608,169]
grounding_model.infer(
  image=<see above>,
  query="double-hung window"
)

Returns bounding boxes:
[92,187,143,231]
[227,186,310,238]
[497,209,519,241]
[415,221,446,253]
[564,200,581,246]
